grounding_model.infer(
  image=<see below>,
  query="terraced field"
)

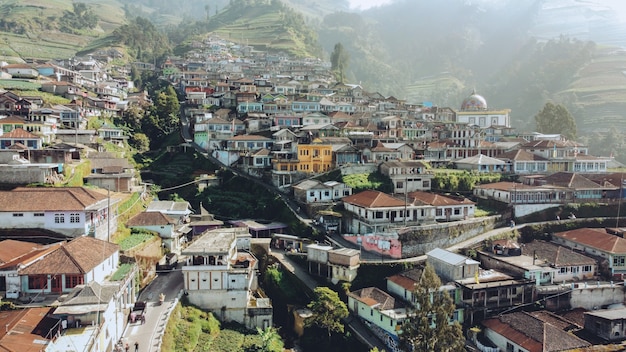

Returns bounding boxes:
[559,49,626,132]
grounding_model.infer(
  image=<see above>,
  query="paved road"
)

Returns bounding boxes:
[120,270,183,352]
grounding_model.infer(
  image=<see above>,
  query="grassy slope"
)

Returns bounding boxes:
[0,0,125,61]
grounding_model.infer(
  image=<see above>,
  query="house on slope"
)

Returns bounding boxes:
[552,228,626,278]
[342,190,435,235]
[0,186,118,240]
[482,311,590,352]
[181,227,272,329]
[347,287,407,351]
[408,191,475,221]
[126,211,190,254]
[17,236,119,297]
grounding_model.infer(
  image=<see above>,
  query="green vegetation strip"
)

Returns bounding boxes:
[162,301,282,352]
[117,233,154,251]
[110,263,133,281]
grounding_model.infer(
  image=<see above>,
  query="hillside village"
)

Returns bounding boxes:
[0,32,625,352]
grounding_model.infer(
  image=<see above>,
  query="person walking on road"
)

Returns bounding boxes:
[134,341,139,352]
[124,343,129,352]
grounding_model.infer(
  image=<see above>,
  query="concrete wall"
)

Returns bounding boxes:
[340,164,377,175]
[0,166,54,184]
[514,203,560,218]
[570,284,626,310]
[399,216,501,258]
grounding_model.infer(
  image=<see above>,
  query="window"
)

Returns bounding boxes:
[436,209,442,216]
[614,257,625,266]
[65,275,84,289]
[559,267,567,274]
[506,342,514,352]
[34,213,44,217]
[69,213,80,223]
[28,275,47,290]
[324,191,330,197]
[454,208,460,215]
[583,265,592,272]
[12,213,23,217]
[54,213,65,224]
[375,211,383,219]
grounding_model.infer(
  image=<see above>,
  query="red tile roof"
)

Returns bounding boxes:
[496,149,549,161]
[0,187,107,212]
[553,228,626,254]
[126,211,176,226]
[482,312,590,352]
[1,128,38,139]
[408,191,474,206]
[342,190,406,208]
[387,268,423,291]
[0,240,43,263]
[540,172,603,189]
[0,115,26,124]
[0,243,62,271]
[348,287,401,310]
[229,134,271,141]
[0,307,56,351]
[19,236,117,275]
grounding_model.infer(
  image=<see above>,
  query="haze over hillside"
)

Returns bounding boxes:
[1,0,626,136]
[317,0,626,133]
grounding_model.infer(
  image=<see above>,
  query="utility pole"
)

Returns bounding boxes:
[107,186,111,242]
[617,174,624,228]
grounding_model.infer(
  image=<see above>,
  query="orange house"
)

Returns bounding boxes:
[297,142,333,174]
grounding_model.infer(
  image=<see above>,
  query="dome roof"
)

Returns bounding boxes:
[461,90,487,111]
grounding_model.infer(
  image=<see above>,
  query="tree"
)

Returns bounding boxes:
[330,42,349,83]
[256,327,284,352]
[306,287,348,341]
[534,101,577,140]
[399,264,464,352]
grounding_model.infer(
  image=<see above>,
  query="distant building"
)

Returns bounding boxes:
[455,90,511,128]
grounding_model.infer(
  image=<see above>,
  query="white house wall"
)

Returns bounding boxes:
[347,296,403,338]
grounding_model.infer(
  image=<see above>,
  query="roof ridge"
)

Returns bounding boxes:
[60,242,86,273]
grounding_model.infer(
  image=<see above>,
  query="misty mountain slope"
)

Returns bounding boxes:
[559,49,626,133]
[176,0,322,57]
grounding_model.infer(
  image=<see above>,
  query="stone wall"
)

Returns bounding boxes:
[340,164,377,175]
[398,216,502,258]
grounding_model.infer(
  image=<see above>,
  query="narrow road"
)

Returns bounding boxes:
[121,270,183,352]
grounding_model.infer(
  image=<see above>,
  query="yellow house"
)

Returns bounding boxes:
[297,141,333,174]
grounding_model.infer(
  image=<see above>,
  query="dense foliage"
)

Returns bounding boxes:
[534,101,578,140]
[432,171,502,194]
[116,71,180,149]
[330,42,349,83]
[111,17,172,63]
[306,287,349,341]
[342,172,393,193]
[60,3,98,33]
[162,300,284,352]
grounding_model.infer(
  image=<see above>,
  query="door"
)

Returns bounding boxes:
[51,275,63,293]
